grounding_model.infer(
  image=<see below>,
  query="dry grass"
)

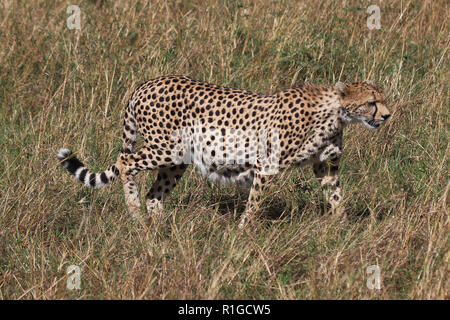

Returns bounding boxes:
[0,0,448,299]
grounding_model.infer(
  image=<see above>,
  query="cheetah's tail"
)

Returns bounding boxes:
[57,148,120,189]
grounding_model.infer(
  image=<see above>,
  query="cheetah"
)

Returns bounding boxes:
[57,75,390,228]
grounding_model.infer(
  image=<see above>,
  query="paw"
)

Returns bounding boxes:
[319,145,342,162]
[146,198,163,216]
[328,205,346,217]
[128,206,142,221]
[238,215,249,229]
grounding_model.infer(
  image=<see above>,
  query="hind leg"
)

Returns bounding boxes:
[238,170,273,228]
[117,102,143,217]
[119,146,169,218]
[118,153,144,219]
[122,101,138,154]
[146,164,188,216]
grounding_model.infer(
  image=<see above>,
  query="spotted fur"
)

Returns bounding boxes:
[57,75,390,227]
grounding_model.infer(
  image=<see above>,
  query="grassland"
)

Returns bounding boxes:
[0,0,448,299]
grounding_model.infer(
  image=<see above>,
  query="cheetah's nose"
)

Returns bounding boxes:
[382,114,391,120]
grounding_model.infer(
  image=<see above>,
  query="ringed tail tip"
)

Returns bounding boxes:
[57,148,72,161]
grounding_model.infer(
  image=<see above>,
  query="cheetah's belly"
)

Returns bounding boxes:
[192,155,255,187]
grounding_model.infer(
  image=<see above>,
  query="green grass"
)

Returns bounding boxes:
[0,0,448,299]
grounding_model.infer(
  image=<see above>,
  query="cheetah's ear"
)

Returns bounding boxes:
[335,81,348,96]
[364,80,374,86]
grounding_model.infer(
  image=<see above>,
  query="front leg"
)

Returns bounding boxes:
[238,170,272,229]
[313,156,344,215]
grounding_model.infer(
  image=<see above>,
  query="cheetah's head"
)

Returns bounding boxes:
[336,81,390,129]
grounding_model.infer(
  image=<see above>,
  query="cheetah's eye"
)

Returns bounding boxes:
[368,101,377,107]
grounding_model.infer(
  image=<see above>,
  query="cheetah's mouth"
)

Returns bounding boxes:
[362,119,381,129]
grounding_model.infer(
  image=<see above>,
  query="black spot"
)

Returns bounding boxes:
[62,157,84,175]
[78,168,88,183]
[112,165,120,176]
[89,173,96,187]
[100,172,108,184]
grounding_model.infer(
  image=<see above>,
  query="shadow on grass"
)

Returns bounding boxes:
[213,192,311,224]
[263,198,308,221]
[214,193,247,216]
[344,207,376,223]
